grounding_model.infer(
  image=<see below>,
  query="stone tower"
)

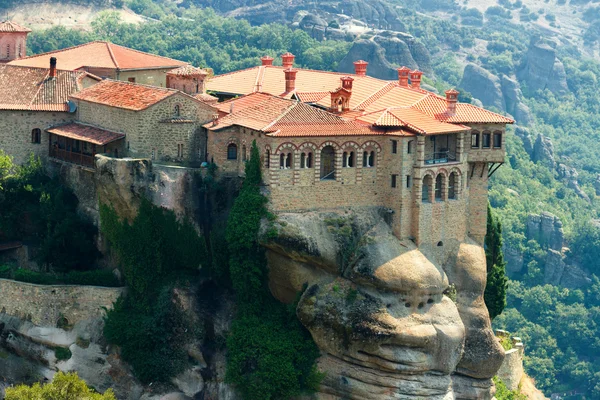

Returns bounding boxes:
[166,65,209,95]
[0,21,31,63]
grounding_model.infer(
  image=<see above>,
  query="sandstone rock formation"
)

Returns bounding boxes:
[557,163,591,203]
[532,134,556,169]
[527,212,564,251]
[514,126,534,156]
[458,65,532,125]
[517,36,569,96]
[264,209,503,399]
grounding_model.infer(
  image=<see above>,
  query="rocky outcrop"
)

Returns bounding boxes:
[264,208,503,399]
[458,65,532,125]
[595,175,600,196]
[532,134,556,169]
[517,36,569,96]
[337,34,432,80]
[501,75,533,125]
[527,212,564,251]
[557,163,591,203]
[514,126,534,156]
[459,64,504,111]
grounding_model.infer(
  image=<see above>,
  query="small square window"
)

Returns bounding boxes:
[482,133,491,148]
[493,132,502,148]
[391,174,398,188]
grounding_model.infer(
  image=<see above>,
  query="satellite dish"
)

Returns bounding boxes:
[67,100,77,113]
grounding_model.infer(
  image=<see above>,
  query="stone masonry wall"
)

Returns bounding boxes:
[0,279,124,327]
[0,110,73,165]
[495,330,525,391]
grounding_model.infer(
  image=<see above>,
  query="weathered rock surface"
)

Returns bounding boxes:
[557,163,591,203]
[517,36,569,95]
[459,64,504,111]
[501,75,533,125]
[514,126,534,156]
[532,134,556,169]
[527,212,564,251]
[264,208,503,399]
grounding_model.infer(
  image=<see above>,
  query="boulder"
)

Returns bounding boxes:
[532,134,556,169]
[501,75,533,125]
[172,367,204,398]
[459,64,504,111]
[517,36,569,95]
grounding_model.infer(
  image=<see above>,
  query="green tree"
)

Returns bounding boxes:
[485,202,508,320]
[5,372,115,400]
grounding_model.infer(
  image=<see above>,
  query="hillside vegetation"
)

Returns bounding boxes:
[20,0,600,396]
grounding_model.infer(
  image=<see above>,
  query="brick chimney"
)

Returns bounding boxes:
[397,66,410,87]
[445,89,459,115]
[353,60,368,76]
[49,57,57,78]
[284,68,297,93]
[410,70,423,89]
[261,55,274,66]
[281,52,295,69]
[341,76,354,91]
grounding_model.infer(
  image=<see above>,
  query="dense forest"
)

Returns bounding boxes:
[17,0,600,396]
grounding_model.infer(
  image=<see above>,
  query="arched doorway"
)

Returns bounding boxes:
[320,145,335,180]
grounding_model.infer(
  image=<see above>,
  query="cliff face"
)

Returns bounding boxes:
[264,208,504,399]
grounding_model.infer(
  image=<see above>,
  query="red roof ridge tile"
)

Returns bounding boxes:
[0,20,31,33]
[105,42,188,69]
[106,42,120,69]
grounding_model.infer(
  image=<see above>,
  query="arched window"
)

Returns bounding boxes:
[286,153,292,169]
[320,146,335,180]
[306,152,313,168]
[449,172,457,199]
[342,151,348,168]
[407,140,414,154]
[280,153,285,169]
[362,150,375,168]
[301,152,313,168]
[31,128,41,144]
[422,175,432,203]
[174,104,181,117]
[265,149,270,168]
[242,145,247,161]
[435,174,443,201]
[347,151,355,167]
[301,152,306,168]
[280,152,292,169]
[227,143,237,160]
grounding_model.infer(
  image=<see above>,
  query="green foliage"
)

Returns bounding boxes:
[100,199,204,383]
[0,155,100,271]
[485,203,508,320]
[493,376,527,400]
[5,372,115,400]
[225,141,321,399]
[54,347,72,361]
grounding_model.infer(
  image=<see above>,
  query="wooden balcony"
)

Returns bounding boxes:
[50,147,95,168]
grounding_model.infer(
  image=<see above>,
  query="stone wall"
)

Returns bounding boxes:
[0,279,124,327]
[495,330,525,391]
[74,92,215,163]
[0,110,73,165]
[0,32,27,63]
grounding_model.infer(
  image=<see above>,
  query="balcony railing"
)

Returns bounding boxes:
[425,151,457,165]
[50,148,95,168]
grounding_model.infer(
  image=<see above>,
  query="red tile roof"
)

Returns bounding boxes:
[48,123,125,145]
[9,41,187,71]
[206,93,378,137]
[0,64,99,111]
[0,21,31,33]
[206,64,515,126]
[356,107,470,135]
[71,80,180,111]
[168,65,209,76]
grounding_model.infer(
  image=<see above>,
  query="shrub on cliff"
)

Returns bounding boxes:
[5,371,115,400]
[100,199,205,382]
[225,141,322,400]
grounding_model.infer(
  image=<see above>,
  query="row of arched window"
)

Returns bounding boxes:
[422,171,460,202]
[272,150,376,169]
[227,143,247,161]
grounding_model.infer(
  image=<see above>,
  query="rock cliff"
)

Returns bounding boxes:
[517,36,569,96]
[264,208,503,399]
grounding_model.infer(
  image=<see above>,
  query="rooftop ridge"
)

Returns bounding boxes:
[106,42,120,70]
[354,81,397,110]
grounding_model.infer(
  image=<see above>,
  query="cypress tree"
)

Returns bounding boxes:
[484,202,508,320]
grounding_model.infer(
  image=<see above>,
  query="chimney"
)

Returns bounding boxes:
[341,76,354,91]
[284,68,297,93]
[410,70,423,89]
[445,89,459,115]
[353,60,368,76]
[261,55,274,66]
[397,66,410,87]
[281,52,295,69]
[49,57,57,78]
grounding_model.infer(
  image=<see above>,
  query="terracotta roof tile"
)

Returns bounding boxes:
[207,64,515,126]
[206,92,376,137]
[71,80,180,111]
[9,41,187,71]
[0,64,98,111]
[167,65,209,77]
[194,92,219,104]
[0,21,31,33]
[357,107,470,135]
[47,123,125,145]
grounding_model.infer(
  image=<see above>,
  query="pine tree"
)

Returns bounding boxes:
[484,202,508,320]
